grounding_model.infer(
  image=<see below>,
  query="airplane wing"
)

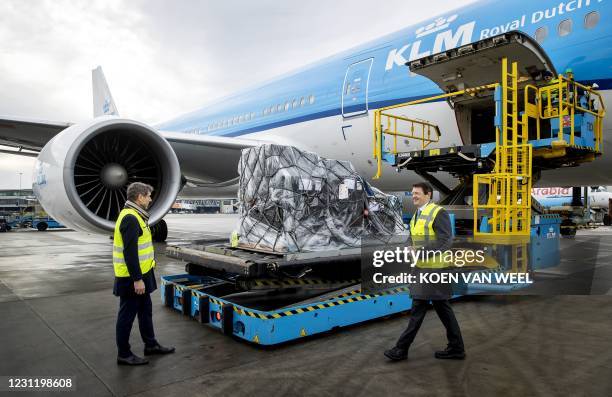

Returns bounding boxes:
[161,131,269,186]
[0,114,266,185]
[0,115,72,156]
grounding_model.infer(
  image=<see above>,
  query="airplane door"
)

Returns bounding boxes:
[342,58,373,118]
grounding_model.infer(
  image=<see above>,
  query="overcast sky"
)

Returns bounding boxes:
[0,0,475,190]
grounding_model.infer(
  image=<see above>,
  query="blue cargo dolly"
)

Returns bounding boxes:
[161,274,413,345]
[160,213,561,345]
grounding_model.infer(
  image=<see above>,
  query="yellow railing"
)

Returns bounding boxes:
[474,58,532,237]
[538,75,605,150]
[523,84,541,139]
[371,56,604,239]
[473,145,533,236]
[372,113,440,179]
[372,84,497,179]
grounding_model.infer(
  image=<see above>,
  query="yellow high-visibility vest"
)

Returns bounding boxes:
[113,208,156,278]
[410,202,443,239]
[410,202,447,269]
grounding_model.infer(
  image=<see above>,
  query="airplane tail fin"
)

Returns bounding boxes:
[92,66,119,117]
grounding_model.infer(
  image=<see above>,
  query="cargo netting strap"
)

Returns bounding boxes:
[236,144,406,253]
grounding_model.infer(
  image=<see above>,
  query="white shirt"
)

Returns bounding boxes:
[417,200,430,217]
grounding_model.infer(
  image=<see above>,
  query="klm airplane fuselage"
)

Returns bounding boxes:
[158,0,612,192]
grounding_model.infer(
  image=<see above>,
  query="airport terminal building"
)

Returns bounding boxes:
[0,189,35,216]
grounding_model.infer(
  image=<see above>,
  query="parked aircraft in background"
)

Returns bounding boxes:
[534,186,612,225]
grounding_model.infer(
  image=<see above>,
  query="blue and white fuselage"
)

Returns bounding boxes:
[158,0,612,193]
[20,0,612,236]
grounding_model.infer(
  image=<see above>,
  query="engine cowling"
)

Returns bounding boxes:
[32,116,182,234]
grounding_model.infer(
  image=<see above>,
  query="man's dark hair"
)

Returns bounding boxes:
[127,182,153,202]
[412,182,433,197]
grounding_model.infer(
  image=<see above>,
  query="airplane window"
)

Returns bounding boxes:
[309,95,315,105]
[239,115,243,123]
[277,104,283,112]
[234,117,239,124]
[584,11,600,29]
[263,108,268,115]
[270,105,276,114]
[558,19,572,37]
[284,102,290,111]
[534,26,548,43]
[251,112,256,119]
[300,97,305,107]
[292,99,298,108]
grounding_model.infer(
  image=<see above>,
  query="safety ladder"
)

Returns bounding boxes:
[473,58,532,236]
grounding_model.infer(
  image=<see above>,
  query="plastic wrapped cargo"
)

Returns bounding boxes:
[236,144,405,252]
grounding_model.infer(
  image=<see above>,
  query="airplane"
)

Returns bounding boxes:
[533,186,612,225]
[0,0,610,240]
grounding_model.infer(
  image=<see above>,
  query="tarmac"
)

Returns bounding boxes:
[1,213,612,397]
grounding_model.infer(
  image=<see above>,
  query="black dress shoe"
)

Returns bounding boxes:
[434,348,465,360]
[117,355,149,365]
[144,344,176,356]
[384,347,408,361]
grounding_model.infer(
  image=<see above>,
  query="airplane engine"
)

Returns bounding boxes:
[32,116,182,239]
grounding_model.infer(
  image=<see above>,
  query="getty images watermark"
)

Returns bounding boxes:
[370,246,533,285]
[360,231,611,296]
[359,236,541,297]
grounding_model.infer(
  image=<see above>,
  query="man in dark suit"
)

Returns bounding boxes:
[113,182,175,365]
[384,182,465,361]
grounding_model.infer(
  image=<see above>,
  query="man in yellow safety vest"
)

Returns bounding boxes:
[114,182,175,365]
[384,182,465,361]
